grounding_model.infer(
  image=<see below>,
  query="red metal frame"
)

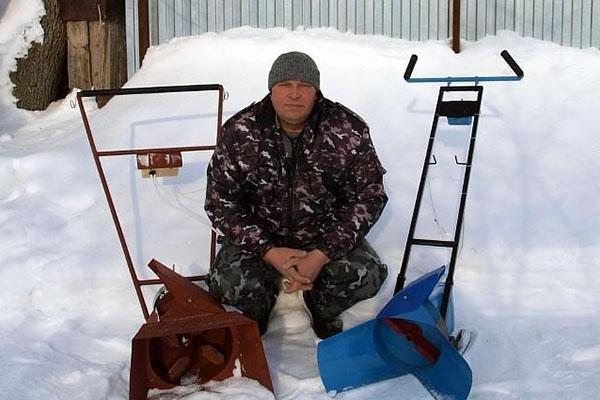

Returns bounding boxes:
[77,84,224,320]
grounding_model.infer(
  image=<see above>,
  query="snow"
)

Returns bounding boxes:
[1,3,600,399]
[0,0,45,131]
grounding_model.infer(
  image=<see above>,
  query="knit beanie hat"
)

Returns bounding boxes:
[268,51,320,91]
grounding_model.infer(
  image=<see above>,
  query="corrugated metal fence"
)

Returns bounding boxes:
[461,0,600,48]
[126,0,600,75]
[150,1,451,41]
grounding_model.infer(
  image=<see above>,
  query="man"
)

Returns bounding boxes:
[205,51,388,339]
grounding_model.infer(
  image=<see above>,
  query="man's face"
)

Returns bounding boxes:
[271,80,317,130]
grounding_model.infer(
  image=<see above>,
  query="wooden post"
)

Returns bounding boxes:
[61,0,127,106]
[66,22,92,89]
[138,0,149,68]
[452,0,461,53]
[89,20,127,106]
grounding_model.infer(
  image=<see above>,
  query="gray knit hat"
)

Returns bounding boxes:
[268,51,320,90]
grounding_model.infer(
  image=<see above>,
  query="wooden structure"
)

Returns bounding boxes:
[60,0,127,105]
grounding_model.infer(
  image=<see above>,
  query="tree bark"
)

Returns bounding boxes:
[10,0,67,111]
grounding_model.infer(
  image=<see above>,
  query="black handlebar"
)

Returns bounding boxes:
[403,50,524,83]
[403,54,419,81]
[499,50,524,78]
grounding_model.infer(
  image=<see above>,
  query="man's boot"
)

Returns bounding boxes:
[303,292,343,339]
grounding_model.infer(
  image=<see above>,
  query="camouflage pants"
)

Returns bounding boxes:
[208,239,388,322]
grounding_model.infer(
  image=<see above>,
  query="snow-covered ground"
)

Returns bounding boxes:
[1,1,600,399]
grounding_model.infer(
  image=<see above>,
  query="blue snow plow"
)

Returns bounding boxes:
[318,266,471,399]
[317,51,524,399]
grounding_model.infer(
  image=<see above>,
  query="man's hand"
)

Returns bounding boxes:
[263,247,312,287]
[281,249,330,294]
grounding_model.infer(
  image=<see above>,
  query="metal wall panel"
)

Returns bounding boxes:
[141,0,600,47]
[127,0,600,75]
[143,0,458,42]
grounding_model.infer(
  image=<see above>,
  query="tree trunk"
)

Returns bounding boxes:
[10,0,67,111]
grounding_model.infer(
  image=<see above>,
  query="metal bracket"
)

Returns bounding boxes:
[454,155,469,166]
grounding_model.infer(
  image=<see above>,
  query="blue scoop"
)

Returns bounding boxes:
[317,265,472,399]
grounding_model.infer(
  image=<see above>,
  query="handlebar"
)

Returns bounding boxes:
[499,50,524,78]
[403,50,524,84]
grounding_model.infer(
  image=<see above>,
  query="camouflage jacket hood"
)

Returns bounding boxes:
[205,93,387,260]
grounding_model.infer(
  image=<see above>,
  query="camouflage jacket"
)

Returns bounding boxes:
[205,93,387,260]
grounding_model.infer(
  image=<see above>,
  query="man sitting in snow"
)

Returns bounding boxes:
[205,51,388,339]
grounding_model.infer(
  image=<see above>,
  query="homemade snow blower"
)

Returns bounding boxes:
[77,85,273,399]
[318,51,524,399]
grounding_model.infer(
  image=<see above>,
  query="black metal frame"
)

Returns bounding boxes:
[394,85,483,319]
[395,50,523,321]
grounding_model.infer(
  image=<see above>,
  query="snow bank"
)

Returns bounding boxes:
[0,0,44,97]
[0,25,599,399]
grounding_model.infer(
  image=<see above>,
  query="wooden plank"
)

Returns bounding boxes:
[67,21,92,89]
[61,0,122,21]
[90,20,127,90]
[138,0,149,62]
[455,0,462,49]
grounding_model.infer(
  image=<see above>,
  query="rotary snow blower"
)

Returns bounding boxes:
[77,84,273,399]
[317,51,524,399]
